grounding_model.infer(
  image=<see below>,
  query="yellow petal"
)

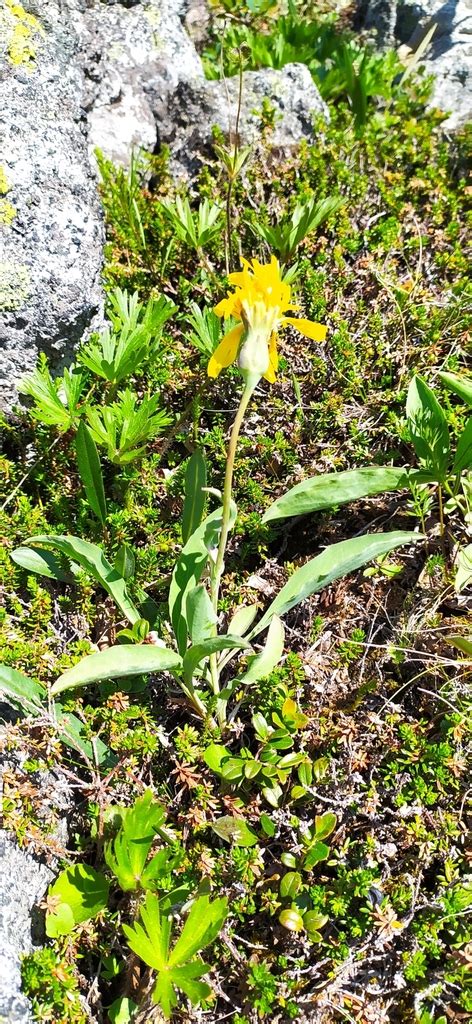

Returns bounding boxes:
[283,317,327,342]
[263,332,278,383]
[207,324,244,378]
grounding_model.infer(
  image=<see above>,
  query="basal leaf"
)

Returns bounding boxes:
[181,449,207,544]
[182,635,249,686]
[51,644,182,695]
[185,584,217,646]
[11,545,77,584]
[262,467,430,523]
[169,508,224,656]
[453,417,472,473]
[237,615,284,686]
[250,532,422,638]
[28,534,140,624]
[0,664,46,715]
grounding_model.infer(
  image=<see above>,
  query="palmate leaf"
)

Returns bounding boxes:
[123,892,227,1019]
[104,791,168,891]
[406,375,450,480]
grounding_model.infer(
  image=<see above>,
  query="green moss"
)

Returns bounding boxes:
[0,261,30,310]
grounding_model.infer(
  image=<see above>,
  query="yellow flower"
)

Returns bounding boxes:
[208,256,327,384]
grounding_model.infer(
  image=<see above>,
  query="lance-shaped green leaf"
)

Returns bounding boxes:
[406,376,450,480]
[75,421,108,525]
[53,706,111,765]
[51,643,182,695]
[439,371,472,408]
[262,467,430,523]
[114,543,135,581]
[27,534,140,624]
[226,604,259,636]
[237,615,285,686]
[455,543,472,594]
[250,531,422,638]
[0,664,46,715]
[186,584,217,645]
[169,506,235,656]
[453,417,472,473]
[182,635,249,686]
[11,545,77,583]
[181,449,207,543]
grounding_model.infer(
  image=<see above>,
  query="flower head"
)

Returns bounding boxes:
[208,256,327,385]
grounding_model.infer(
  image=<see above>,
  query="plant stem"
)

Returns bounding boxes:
[209,382,254,699]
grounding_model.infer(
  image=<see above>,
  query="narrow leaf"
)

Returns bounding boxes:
[51,644,182,695]
[250,532,422,638]
[262,467,430,523]
[186,584,217,645]
[0,664,45,715]
[182,450,207,544]
[75,421,108,525]
[453,417,472,473]
[169,508,224,656]
[438,371,472,408]
[238,616,285,686]
[28,534,140,624]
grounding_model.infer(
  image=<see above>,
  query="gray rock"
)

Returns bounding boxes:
[0,0,104,412]
[79,0,205,166]
[155,62,330,179]
[397,0,472,129]
[0,833,54,1024]
[360,0,472,129]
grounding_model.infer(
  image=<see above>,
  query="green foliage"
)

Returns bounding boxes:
[123,892,227,1018]
[253,195,344,264]
[75,421,107,525]
[79,288,176,385]
[160,196,223,252]
[20,355,86,430]
[45,863,109,937]
[104,791,183,892]
[85,388,172,465]
[21,948,87,1024]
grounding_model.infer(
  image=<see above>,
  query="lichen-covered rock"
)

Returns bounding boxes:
[0,832,53,1024]
[79,0,205,166]
[155,62,330,179]
[0,0,104,412]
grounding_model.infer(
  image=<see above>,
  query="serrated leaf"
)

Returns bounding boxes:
[250,532,422,638]
[262,466,430,522]
[105,791,169,891]
[182,450,207,544]
[46,864,109,937]
[27,534,140,624]
[75,421,108,525]
[51,644,182,695]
